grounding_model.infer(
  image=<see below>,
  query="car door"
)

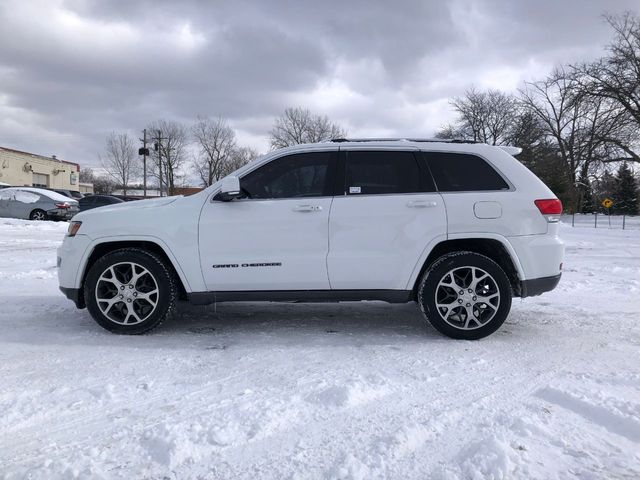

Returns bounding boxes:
[199,150,338,291]
[79,196,92,211]
[327,148,447,290]
[10,189,39,219]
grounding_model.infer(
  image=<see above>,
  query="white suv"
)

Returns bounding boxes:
[58,139,564,339]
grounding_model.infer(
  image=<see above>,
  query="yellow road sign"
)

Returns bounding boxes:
[602,198,613,209]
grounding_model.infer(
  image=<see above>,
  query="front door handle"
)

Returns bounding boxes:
[407,200,437,208]
[293,204,322,212]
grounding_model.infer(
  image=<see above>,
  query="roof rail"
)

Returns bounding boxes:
[329,138,479,144]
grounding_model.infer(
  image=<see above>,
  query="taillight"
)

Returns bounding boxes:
[535,199,562,222]
[55,202,70,209]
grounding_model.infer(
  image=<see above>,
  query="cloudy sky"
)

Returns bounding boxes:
[0,0,638,168]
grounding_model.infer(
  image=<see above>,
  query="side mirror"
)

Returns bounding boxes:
[218,176,242,201]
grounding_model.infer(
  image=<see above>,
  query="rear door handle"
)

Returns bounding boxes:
[407,200,437,208]
[293,204,322,212]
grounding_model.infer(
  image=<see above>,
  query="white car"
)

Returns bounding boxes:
[58,139,564,339]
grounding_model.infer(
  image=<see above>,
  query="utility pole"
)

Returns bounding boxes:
[157,130,163,197]
[142,129,148,198]
[138,129,150,198]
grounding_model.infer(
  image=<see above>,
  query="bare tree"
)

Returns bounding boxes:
[440,88,518,145]
[220,146,258,178]
[519,67,628,212]
[519,68,624,183]
[79,167,114,195]
[191,116,237,187]
[78,167,95,184]
[269,107,347,149]
[99,132,138,196]
[147,119,188,196]
[575,13,640,163]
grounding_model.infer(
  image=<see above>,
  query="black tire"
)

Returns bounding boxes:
[29,209,48,221]
[417,251,512,340]
[84,248,178,334]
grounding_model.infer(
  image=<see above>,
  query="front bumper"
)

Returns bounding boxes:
[57,233,91,290]
[520,273,561,298]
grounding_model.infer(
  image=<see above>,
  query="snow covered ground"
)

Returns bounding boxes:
[1,218,639,479]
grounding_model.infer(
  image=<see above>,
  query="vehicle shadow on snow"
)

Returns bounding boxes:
[9,296,532,348]
[166,301,443,344]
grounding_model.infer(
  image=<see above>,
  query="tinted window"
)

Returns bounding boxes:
[426,153,509,192]
[344,151,433,195]
[241,152,335,199]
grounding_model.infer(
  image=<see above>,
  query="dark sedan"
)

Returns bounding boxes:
[79,195,124,212]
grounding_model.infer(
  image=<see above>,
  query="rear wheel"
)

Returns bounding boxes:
[29,209,47,221]
[418,251,512,340]
[84,248,178,334]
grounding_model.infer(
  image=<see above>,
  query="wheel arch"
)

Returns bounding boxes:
[76,239,190,308]
[410,235,524,297]
[30,208,47,220]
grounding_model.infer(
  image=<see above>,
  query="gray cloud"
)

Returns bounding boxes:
[0,0,638,167]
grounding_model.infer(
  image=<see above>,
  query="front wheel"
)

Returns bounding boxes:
[417,252,512,340]
[84,248,178,334]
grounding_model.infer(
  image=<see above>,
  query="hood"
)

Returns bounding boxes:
[75,196,181,219]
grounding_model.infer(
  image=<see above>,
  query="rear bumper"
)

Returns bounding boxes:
[508,231,564,280]
[47,208,78,220]
[520,274,561,298]
[59,286,85,308]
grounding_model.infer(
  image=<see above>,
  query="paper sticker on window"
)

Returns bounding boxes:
[349,186,361,194]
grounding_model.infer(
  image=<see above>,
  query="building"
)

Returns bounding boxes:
[78,182,94,194]
[0,145,90,192]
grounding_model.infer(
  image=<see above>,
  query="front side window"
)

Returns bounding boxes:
[426,152,509,192]
[344,150,433,195]
[241,152,335,199]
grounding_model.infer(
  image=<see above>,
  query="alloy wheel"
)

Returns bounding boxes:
[95,262,159,325]
[434,266,500,330]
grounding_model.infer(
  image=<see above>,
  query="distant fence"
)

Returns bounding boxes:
[562,213,640,230]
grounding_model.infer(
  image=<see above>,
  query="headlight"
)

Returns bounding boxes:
[67,221,82,237]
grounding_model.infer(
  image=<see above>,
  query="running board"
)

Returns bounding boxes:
[187,289,413,305]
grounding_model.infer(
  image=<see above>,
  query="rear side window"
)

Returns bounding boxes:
[426,153,509,192]
[344,151,434,195]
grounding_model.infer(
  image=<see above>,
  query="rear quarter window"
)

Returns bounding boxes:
[425,152,509,192]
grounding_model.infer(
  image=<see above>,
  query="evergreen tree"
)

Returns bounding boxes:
[613,162,639,215]
[576,171,594,213]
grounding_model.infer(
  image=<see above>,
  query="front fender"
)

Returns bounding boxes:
[73,235,199,293]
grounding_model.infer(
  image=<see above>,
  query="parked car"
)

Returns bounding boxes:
[111,195,141,202]
[48,188,84,200]
[0,187,79,221]
[58,139,564,339]
[79,195,124,212]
